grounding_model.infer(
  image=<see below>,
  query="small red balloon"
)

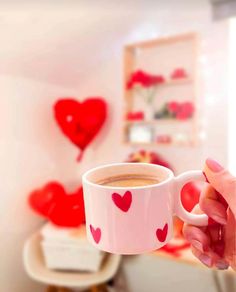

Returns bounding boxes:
[49,187,85,227]
[28,182,85,227]
[28,182,64,217]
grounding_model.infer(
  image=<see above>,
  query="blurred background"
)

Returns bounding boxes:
[0,0,236,291]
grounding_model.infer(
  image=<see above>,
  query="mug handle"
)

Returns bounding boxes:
[174,170,208,226]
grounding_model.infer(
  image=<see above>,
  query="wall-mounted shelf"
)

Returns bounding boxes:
[124,140,194,147]
[123,32,199,147]
[124,119,193,126]
[157,78,193,87]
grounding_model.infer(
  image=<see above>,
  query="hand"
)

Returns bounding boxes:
[183,158,236,270]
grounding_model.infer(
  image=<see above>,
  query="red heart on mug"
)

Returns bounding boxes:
[90,225,101,244]
[112,191,132,212]
[54,98,107,152]
[156,223,168,242]
[49,187,85,227]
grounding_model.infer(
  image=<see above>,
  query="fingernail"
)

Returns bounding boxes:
[216,259,229,270]
[210,214,227,225]
[199,254,212,267]
[191,239,204,252]
[206,158,223,173]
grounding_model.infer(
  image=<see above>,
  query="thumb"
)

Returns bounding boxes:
[204,158,236,216]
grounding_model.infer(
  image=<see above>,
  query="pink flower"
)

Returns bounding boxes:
[176,102,194,120]
[176,111,189,120]
[126,111,144,121]
[150,75,165,85]
[127,70,165,90]
[167,102,181,114]
[171,68,187,79]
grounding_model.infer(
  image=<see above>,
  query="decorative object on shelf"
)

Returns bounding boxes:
[123,33,199,146]
[166,101,181,117]
[170,68,188,79]
[170,101,194,120]
[154,103,172,119]
[28,182,85,227]
[154,101,195,120]
[173,133,189,145]
[54,97,107,161]
[126,69,165,105]
[127,69,165,90]
[126,111,144,121]
[156,135,172,144]
[41,223,105,272]
[128,124,154,144]
[126,149,173,170]
[145,106,155,120]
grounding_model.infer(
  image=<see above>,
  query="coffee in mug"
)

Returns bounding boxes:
[97,174,160,187]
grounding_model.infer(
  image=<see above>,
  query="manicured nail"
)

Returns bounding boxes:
[206,158,223,173]
[199,254,212,267]
[210,214,227,225]
[191,239,204,252]
[216,259,229,270]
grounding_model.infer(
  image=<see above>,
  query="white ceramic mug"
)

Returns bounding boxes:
[82,163,208,254]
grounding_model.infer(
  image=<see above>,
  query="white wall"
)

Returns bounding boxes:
[0,1,230,291]
[228,19,236,175]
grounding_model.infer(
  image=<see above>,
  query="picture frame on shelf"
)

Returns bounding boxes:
[128,124,154,144]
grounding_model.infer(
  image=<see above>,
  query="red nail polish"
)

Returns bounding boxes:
[206,158,223,172]
[199,254,212,267]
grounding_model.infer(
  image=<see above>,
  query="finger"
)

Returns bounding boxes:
[207,225,226,257]
[191,246,213,267]
[208,225,221,243]
[191,246,229,270]
[199,184,227,225]
[183,224,210,252]
[204,158,236,214]
[225,209,236,270]
[184,203,226,257]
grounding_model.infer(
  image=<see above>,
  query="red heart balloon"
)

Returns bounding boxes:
[28,182,64,217]
[48,187,85,227]
[54,98,107,155]
[28,182,85,227]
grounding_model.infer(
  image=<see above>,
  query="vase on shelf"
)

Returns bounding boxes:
[145,104,155,121]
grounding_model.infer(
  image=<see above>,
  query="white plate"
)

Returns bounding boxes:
[23,232,121,288]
